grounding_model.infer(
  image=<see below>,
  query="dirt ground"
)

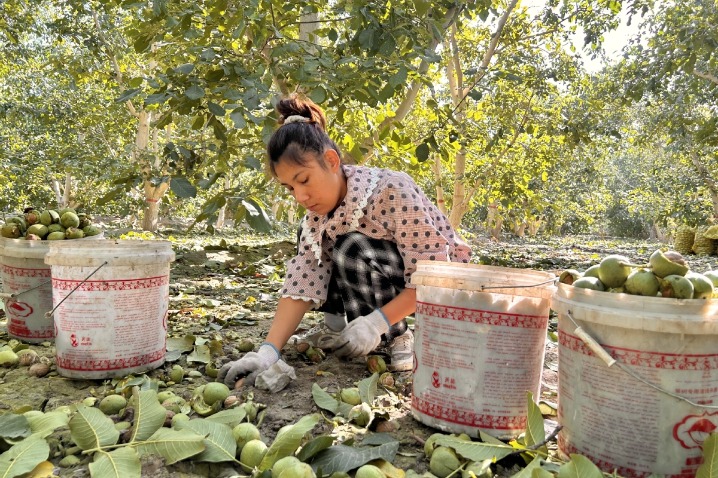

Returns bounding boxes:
[0,232,715,477]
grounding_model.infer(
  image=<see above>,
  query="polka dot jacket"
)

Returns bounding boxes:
[281,165,472,306]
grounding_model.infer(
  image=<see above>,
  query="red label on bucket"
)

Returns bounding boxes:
[1,264,54,341]
[52,274,169,377]
[558,328,718,478]
[412,300,549,438]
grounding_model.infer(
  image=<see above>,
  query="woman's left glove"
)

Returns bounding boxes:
[217,343,279,387]
[334,309,389,358]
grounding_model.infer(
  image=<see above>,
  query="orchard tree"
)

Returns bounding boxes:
[0,4,132,215]
[618,0,718,219]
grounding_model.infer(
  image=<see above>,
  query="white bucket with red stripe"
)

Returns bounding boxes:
[0,238,53,342]
[552,283,718,478]
[410,261,556,439]
[45,240,175,379]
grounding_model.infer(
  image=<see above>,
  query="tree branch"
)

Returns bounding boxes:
[358,5,464,162]
[694,69,718,86]
[91,9,138,117]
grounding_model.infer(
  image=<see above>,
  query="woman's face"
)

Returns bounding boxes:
[274,149,347,216]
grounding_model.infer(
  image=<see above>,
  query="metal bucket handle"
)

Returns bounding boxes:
[0,279,51,300]
[566,309,718,410]
[43,261,108,318]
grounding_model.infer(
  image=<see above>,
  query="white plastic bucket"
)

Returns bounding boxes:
[0,238,53,342]
[45,240,175,379]
[552,283,718,478]
[410,261,556,439]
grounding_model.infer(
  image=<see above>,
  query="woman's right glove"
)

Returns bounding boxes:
[218,343,280,387]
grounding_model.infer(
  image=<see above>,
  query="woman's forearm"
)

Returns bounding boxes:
[264,297,313,351]
[379,287,416,325]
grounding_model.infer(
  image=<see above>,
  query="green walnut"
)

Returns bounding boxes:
[26,224,48,238]
[169,365,184,383]
[271,456,303,478]
[430,446,462,478]
[597,254,633,288]
[339,387,362,406]
[99,394,128,415]
[233,422,261,451]
[0,350,19,367]
[60,211,80,228]
[65,227,84,239]
[572,276,605,291]
[203,382,231,406]
[47,223,65,234]
[660,275,694,299]
[624,269,659,296]
[355,465,384,478]
[366,355,387,374]
[239,438,267,472]
[82,225,102,236]
[685,272,714,299]
[277,462,315,478]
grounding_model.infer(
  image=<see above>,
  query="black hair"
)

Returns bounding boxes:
[266,94,342,176]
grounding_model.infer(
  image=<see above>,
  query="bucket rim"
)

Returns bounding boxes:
[44,239,175,267]
[552,282,718,333]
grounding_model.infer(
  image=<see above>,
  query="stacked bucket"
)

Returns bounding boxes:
[410,261,718,478]
[0,238,174,379]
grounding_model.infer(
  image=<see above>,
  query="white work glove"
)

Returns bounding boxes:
[334,309,390,358]
[218,343,280,387]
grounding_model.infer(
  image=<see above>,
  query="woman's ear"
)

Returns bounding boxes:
[324,149,341,172]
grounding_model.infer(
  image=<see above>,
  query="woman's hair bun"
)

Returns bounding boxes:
[276,94,327,131]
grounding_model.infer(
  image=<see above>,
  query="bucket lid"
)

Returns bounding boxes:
[0,237,50,261]
[411,261,556,300]
[44,239,175,267]
[552,282,718,333]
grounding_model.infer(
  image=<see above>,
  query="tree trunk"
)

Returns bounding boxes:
[432,154,448,216]
[438,1,518,231]
[487,201,502,240]
[51,173,76,209]
[216,175,232,229]
[63,172,72,207]
[527,216,543,237]
[690,151,718,219]
[138,110,169,231]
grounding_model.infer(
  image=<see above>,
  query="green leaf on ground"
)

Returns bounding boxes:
[358,374,379,404]
[167,336,196,353]
[69,404,120,451]
[311,384,353,417]
[310,440,400,474]
[132,427,206,465]
[205,408,248,428]
[558,454,604,478]
[0,435,50,478]
[435,435,514,462]
[88,448,141,478]
[296,435,335,462]
[0,414,30,440]
[261,414,320,469]
[188,344,212,363]
[698,433,718,478]
[524,391,546,450]
[129,389,167,442]
[512,456,542,478]
[177,419,237,463]
[26,410,70,438]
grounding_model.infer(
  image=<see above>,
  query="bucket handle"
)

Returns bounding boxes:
[566,310,718,410]
[0,280,52,301]
[44,262,108,319]
[480,277,557,291]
